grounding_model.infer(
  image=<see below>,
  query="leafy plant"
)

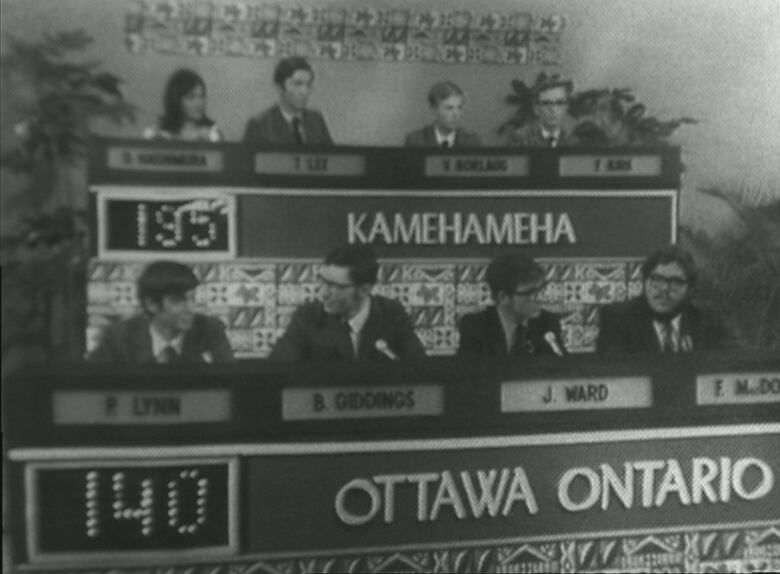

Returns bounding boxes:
[568,88,698,146]
[681,186,780,351]
[1,29,136,172]
[1,30,136,368]
[499,74,698,146]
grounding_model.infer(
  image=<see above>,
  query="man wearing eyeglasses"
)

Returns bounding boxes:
[597,246,730,354]
[510,77,579,148]
[457,254,567,357]
[269,244,426,362]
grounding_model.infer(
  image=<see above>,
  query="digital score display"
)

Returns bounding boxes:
[97,192,236,260]
[27,459,237,562]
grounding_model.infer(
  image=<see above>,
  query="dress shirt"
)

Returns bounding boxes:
[346,297,371,356]
[279,108,305,143]
[150,325,184,363]
[540,126,562,147]
[497,307,524,353]
[434,128,456,148]
[652,314,682,352]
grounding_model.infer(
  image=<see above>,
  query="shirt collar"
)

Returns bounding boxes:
[434,127,456,147]
[279,107,302,124]
[150,324,184,361]
[540,126,562,140]
[653,314,681,331]
[347,296,371,336]
[496,305,526,352]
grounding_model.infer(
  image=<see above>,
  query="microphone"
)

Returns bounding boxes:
[375,339,399,361]
[544,332,564,357]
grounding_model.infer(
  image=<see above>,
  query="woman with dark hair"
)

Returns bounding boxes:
[144,68,222,142]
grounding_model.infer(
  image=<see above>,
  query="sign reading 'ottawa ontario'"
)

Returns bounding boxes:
[247,432,779,554]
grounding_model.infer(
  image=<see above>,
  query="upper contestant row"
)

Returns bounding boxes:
[143,57,577,148]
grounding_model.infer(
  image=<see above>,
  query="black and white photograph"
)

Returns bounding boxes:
[2,0,779,572]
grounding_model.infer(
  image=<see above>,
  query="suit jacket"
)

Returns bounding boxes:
[457,307,567,357]
[596,296,731,355]
[243,104,333,147]
[404,124,482,148]
[88,313,234,364]
[509,119,580,147]
[269,295,426,362]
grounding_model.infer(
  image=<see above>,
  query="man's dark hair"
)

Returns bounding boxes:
[324,244,379,286]
[274,56,314,87]
[427,81,464,108]
[641,245,697,287]
[137,261,199,307]
[485,254,545,300]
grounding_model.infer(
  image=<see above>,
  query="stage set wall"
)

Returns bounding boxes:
[2,0,779,234]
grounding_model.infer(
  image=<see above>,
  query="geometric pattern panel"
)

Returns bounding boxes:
[30,523,780,573]
[87,258,642,358]
[125,1,566,65]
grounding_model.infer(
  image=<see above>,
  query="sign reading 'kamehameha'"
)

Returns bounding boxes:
[240,190,676,258]
[347,211,577,246]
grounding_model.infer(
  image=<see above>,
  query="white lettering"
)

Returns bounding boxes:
[502,467,539,515]
[346,211,578,246]
[732,458,774,500]
[559,467,600,511]
[334,478,380,526]
[460,469,510,518]
[429,471,466,520]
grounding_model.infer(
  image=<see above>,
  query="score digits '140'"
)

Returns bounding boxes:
[32,463,232,555]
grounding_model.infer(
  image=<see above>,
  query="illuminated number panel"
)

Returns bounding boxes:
[25,459,238,564]
[96,190,237,261]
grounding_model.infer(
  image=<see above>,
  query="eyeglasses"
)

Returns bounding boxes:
[512,283,546,298]
[318,275,356,290]
[537,99,568,107]
[647,273,688,291]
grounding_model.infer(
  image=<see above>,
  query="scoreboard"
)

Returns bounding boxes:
[5,354,780,572]
[86,140,680,357]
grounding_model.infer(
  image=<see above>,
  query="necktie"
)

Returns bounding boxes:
[660,321,678,353]
[441,140,451,149]
[510,324,533,355]
[547,136,558,148]
[160,345,180,364]
[342,320,356,359]
[291,117,304,146]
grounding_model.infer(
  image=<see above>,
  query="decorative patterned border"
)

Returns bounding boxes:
[27,524,780,573]
[86,258,641,358]
[125,1,566,65]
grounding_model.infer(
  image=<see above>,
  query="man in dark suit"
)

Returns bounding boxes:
[509,76,579,148]
[243,56,334,147]
[89,261,233,364]
[405,81,481,148]
[597,246,731,354]
[270,244,426,362]
[457,254,567,357]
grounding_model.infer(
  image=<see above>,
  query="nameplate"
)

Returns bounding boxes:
[501,377,653,412]
[52,390,232,424]
[282,385,444,421]
[107,147,223,172]
[696,373,780,405]
[254,153,366,176]
[425,155,528,177]
[558,155,662,177]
